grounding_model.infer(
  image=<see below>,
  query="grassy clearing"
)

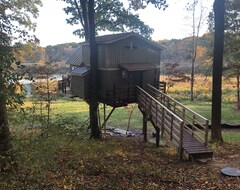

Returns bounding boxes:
[180,100,240,124]
[19,95,239,144]
[165,75,238,103]
[222,130,240,143]
[21,98,144,130]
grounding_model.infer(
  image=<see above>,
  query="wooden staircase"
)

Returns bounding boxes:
[137,85,213,160]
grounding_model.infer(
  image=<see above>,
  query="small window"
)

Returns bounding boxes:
[122,70,128,79]
[124,41,137,50]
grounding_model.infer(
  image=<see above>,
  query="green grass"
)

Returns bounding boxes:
[19,96,240,144]
[19,98,145,130]
[222,130,240,143]
[180,100,240,124]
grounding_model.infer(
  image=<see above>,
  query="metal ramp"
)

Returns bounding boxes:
[137,85,213,160]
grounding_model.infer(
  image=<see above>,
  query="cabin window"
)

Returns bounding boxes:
[71,66,77,71]
[124,41,137,50]
[122,70,128,79]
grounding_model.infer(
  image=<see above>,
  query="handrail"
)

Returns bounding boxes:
[137,86,184,159]
[147,84,209,145]
[58,76,71,93]
[147,84,207,121]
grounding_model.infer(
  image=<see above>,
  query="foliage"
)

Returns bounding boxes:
[13,42,45,63]
[60,0,167,40]
[223,0,240,108]
[128,0,168,10]
[159,35,212,74]
[184,0,209,101]
[31,63,60,128]
[0,0,42,171]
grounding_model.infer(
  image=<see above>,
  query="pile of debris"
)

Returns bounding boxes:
[102,127,143,137]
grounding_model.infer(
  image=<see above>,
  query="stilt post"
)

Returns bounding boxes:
[143,113,147,142]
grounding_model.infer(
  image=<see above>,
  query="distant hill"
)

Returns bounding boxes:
[158,33,212,73]
[45,42,81,62]
[19,33,212,74]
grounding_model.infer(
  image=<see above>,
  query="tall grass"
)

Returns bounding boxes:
[164,75,240,124]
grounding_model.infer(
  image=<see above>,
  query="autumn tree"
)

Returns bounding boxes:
[223,0,240,109]
[0,0,42,170]
[185,0,208,101]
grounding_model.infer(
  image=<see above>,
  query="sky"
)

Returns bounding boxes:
[34,0,214,47]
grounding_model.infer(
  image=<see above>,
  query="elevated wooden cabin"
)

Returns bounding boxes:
[67,32,164,107]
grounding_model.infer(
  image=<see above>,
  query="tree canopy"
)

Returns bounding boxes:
[0,0,42,169]
[61,0,168,40]
[0,0,42,105]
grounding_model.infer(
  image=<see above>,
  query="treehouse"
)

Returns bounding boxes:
[67,32,164,107]
[62,33,213,160]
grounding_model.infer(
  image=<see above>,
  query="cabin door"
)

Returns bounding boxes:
[132,71,143,88]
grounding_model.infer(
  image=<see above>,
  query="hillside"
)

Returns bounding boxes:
[18,33,212,73]
[158,33,212,73]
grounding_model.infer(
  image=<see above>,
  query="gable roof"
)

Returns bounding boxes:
[71,66,90,76]
[66,46,83,66]
[95,32,165,50]
[66,32,165,66]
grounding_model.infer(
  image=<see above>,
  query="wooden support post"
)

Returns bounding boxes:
[161,107,164,138]
[61,81,64,93]
[155,127,160,147]
[143,113,147,142]
[182,109,186,123]
[204,120,209,146]
[103,104,106,136]
[179,122,184,160]
[170,114,174,140]
[192,115,195,136]
[101,107,116,128]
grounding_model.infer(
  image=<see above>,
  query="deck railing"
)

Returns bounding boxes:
[58,76,71,94]
[147,84,209,145]
[106,85,136,105]
[137,86,184,159]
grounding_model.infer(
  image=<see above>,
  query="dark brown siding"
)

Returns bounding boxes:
[82,45,90,66]
[71,75,90,99]
[102,36,161,68]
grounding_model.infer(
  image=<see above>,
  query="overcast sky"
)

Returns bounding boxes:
[34,0,214,47]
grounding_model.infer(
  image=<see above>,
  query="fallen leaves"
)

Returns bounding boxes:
[1,136,240,189]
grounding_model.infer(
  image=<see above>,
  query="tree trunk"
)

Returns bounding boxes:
[0,90,12,171]
[190,1,196,101]
[237,75,240,109]
[0,97,11,153]
[80,0,90,40]
[190,59,195,101]
[88,0,101,139]
[211,0,225,143]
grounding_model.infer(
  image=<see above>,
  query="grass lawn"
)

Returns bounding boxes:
[181,100,240,125]
[20,96,240,143]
